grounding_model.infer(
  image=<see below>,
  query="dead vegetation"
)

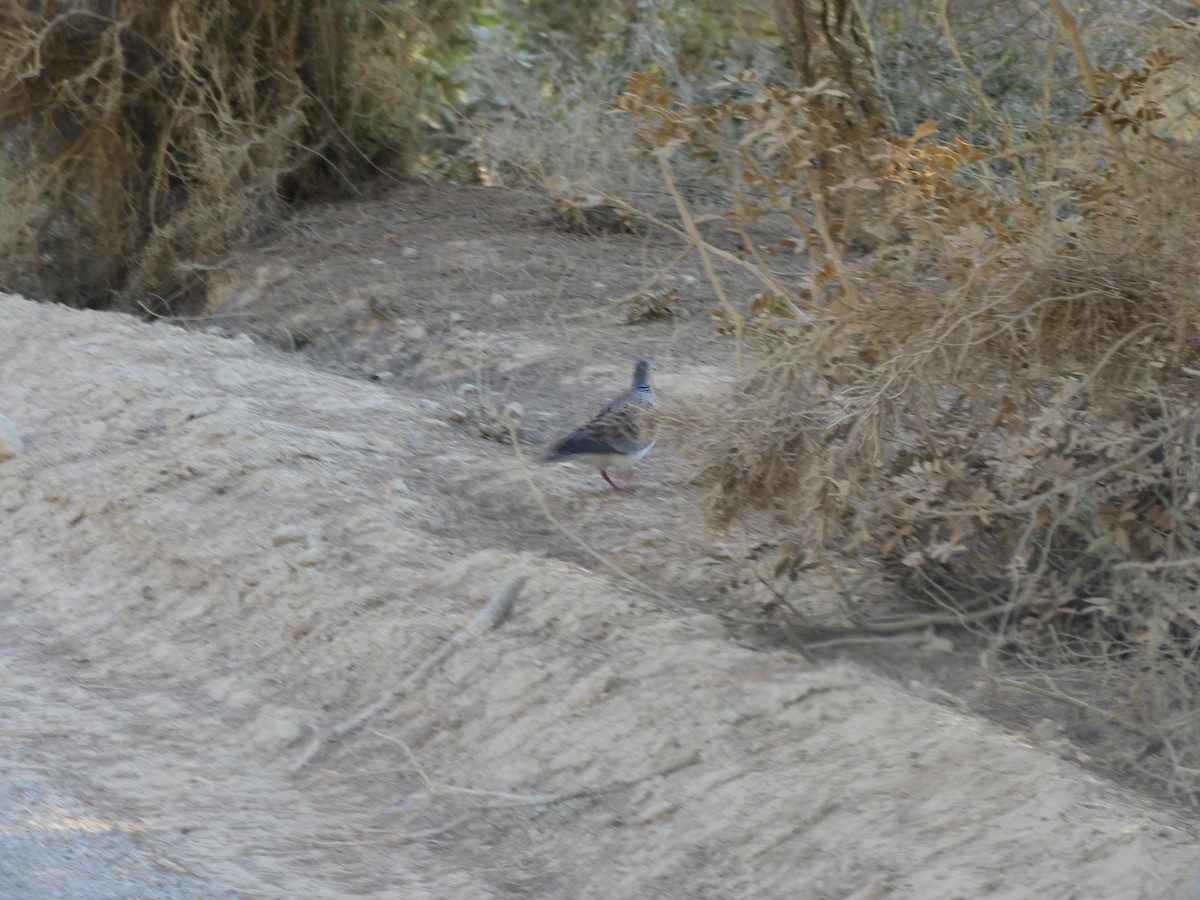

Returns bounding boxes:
[619,12,1200,802]
[542,174,645,235]
[0,0,467,310]
[624,287,682,323]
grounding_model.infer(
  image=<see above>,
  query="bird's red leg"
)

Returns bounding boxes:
[601,469,632,493]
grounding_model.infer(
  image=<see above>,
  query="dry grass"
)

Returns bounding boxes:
[0,1,466,310]
[462,0,784,207]
[621,11,1200,802]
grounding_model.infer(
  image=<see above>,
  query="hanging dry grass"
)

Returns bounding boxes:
[620,16,1200,802]
[0,0,466,310]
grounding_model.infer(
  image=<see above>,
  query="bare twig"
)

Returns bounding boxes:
[305,741,700,849]
[990,675,1159,741]
[292,574,526,771]
[559,244,693,319]
[510,438,686,614]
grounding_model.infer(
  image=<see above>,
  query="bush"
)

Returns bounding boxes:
[462,0,783,197]
[0,1,468,310]
[619,13,1200,801]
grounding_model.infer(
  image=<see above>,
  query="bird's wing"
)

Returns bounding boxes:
[545,406,651,459]
[599,386,655,415]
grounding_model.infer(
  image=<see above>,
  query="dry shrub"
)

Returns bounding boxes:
[463,0,786,204]
[541,174,645,235]
[620,18,1200,799]
[0,1,466,310]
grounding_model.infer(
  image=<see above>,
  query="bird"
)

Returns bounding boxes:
[543,359,656,492]
[598,358,655,414]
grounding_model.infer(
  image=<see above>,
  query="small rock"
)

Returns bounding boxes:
[1029,718,1066,744]
[0,413,24,460]
[720,707,746,726]
[288,619,313,640]
[271,524,307,546]
[566,670,618,711]
[213,368,246,390]
[80,421,108,441]
[447,408,468,424]
[402,246,419,258]
[388,477,410,494]
[249,706,312,753]
[502,401,524,420]
[406,324,427,341]
[373,371,394,381]
[448,311,465,325]
[489,292,508,307]
[457,383,479,397]
[634,797,677,825]
[418,398,439,411]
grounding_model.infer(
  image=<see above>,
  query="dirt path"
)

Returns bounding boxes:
[0,184,1197,897]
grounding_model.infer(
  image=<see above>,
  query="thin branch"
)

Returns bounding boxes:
[292,573,526,771]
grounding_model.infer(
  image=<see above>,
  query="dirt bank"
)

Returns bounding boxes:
[0,184,1196,898]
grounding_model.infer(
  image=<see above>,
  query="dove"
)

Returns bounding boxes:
[543,359,656,492]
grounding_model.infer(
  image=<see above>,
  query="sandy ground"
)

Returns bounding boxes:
[1,183,1198,898]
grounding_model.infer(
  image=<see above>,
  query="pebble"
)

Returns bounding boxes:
[213,368,246,390]
[1030,718,1066,743]
[448,311,465,325]
[489,292,508,307]
[0,413,24,460]
[634,798,677,825]
[720,707,746,726]
[270,525,307,546]
[406,324,427,341]
[288,619,313,640]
